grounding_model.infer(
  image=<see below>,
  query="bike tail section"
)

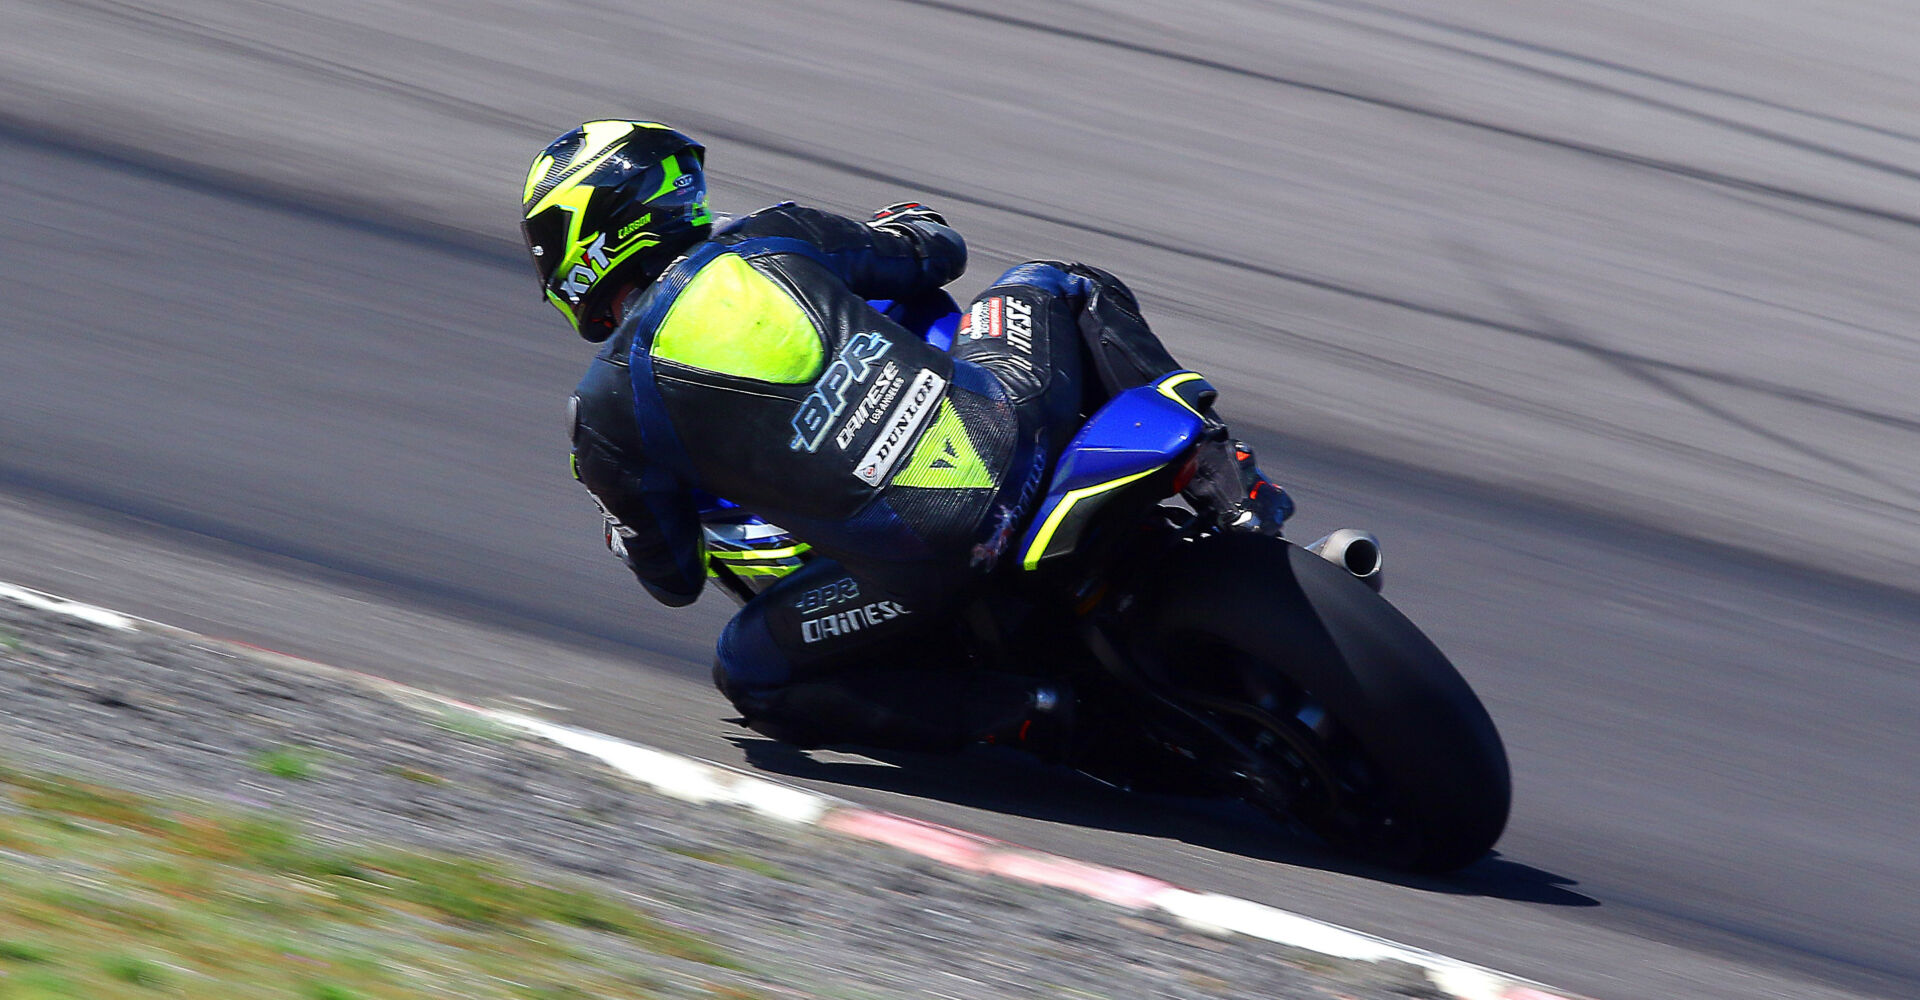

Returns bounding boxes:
[1016,372,1210,572]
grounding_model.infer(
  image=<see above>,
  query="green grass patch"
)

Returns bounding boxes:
[0,762,748,998]
[0,628,22,652]
[250,745,320,781]
[7,967,82,996]
[0,937,56,963]
[98,953,169,987]
[2,765,174,835]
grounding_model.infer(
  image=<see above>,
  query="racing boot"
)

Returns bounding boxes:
[977,681,1080,763]
[1184,437,1294,536]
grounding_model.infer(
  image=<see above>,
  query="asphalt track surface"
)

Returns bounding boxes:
[3,3,1919,999]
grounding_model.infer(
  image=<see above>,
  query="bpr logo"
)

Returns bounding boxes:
[790,332,891,452]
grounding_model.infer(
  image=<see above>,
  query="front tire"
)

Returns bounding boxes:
[1137,534,1510,872]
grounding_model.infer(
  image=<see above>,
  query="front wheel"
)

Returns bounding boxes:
[1134,534,1510,872]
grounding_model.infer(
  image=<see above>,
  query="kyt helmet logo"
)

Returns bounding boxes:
[559,232,613,299]
[547,205,661,304]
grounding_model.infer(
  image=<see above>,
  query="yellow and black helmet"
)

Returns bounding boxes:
[521,120,713,340]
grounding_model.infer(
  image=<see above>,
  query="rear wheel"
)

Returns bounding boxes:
[1136,534,1510,872]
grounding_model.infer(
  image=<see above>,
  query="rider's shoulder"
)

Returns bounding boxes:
[713,202,857,242]
[714,202,795,231]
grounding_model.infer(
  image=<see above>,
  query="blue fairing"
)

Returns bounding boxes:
[869,289,962,350]
[926,310,960,352]
[1013,376,1207,569]
[1047,384,1206,492]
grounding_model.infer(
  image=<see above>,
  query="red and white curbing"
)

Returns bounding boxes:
[506,715,1577,1000]
[3,581,1580,1000]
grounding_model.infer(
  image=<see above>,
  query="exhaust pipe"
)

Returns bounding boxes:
[1307,529,1383,592]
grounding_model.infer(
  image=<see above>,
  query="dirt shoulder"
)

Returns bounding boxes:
[1,592,1438,999]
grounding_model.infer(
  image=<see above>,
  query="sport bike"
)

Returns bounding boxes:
[696,292,1510,873]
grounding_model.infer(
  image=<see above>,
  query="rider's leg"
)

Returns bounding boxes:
[966,262,1292,535]
[946,265,1086,460]
[711,557,1066,753]
[960,261,1168,407]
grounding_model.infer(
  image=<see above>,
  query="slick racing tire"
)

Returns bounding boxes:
[1139,534,1510,873]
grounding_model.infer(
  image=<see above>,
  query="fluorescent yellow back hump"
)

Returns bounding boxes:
[652,253,824,384]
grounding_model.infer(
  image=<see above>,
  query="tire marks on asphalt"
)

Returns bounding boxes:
[887,0,1920,226]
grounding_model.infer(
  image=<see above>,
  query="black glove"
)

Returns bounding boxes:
[868,201,947,230]
[1186,439,1293,537]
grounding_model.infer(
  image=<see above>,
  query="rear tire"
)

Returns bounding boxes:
[1137,534,1510,872]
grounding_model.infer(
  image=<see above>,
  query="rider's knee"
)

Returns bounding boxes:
[714,611,789,700]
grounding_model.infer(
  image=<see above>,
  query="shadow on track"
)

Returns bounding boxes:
[731,733,1593,907]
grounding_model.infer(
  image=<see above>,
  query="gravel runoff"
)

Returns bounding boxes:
[0,592,1443,999]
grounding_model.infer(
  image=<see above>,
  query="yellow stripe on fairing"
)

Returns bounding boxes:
[1019,466,1161,571]
[718,563,803,577]
[1153,371,1207,416]
[709,544,810,561]
[544,288,578,324]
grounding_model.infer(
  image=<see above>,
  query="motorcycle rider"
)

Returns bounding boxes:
[523,120,1292,757]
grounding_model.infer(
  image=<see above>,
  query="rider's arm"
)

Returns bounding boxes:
[569,364,706,607]
[727,203,966,299]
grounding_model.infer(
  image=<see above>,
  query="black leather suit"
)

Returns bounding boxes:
[570,204,1189,750]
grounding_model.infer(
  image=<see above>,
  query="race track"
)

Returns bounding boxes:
[4,3,1919,998]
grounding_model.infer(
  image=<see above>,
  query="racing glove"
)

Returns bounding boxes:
[867,201,948,231]
[1186,438,1294,537]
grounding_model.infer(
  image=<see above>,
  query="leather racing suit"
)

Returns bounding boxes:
[569,203,1211,752]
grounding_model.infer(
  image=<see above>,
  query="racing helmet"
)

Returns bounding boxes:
[521,120,713,340]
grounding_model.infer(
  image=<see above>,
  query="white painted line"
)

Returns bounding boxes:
[496,712,829,826]
[1150,889,1406,961]
[1430,964,1520,1000]
[0,583,139,630]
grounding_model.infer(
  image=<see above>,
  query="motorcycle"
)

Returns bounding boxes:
[696,292,1510,874]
